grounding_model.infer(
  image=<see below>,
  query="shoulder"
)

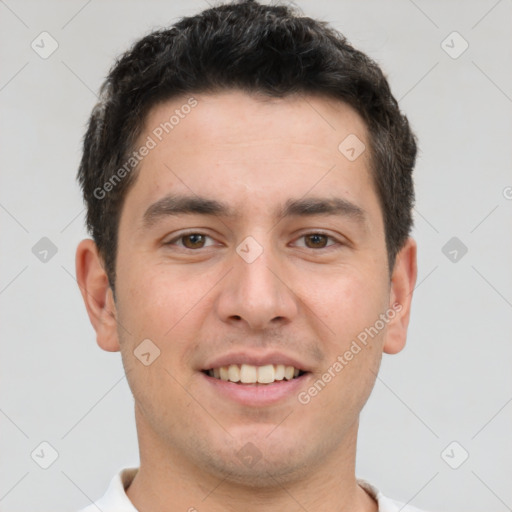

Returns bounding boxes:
[358,479,436,512]
[74,467,139,512]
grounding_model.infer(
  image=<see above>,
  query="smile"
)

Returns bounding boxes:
[204,363,306,384]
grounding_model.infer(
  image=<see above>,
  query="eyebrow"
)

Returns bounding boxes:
[279,197,367,224]
[142,193,368,228]
[143,194,238,227]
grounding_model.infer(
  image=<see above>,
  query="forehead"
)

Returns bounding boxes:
[141,90,369,160]
[122,90,380,228]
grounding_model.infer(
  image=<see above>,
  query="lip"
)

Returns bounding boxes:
[202,350,311,372]
[200,371,311,407]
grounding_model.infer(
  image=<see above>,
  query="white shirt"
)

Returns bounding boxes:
[77,467,430,512]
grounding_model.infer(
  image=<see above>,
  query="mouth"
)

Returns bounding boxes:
[202,364,308,385]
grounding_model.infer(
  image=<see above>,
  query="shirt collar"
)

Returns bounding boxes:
[84,467,428,512]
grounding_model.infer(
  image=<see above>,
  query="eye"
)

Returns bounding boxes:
[294,233,339,249]
[166,233,216,250]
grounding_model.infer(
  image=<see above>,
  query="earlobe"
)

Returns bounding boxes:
[75,239,121,352]
[383,237,418,355]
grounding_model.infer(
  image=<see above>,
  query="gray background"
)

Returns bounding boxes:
[1,1,511,511]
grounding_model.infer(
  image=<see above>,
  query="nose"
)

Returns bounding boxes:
[214,241,299,331]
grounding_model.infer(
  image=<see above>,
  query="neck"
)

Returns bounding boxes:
[126,405,377,512]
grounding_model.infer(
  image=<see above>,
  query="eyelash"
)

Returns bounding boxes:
[165,231,342,251]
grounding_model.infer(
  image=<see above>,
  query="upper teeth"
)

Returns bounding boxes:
[208,364,301,384]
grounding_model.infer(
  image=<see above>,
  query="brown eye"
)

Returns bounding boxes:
[304,233,329,249]
[181,233,207,249]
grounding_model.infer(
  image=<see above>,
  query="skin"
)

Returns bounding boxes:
[76,90,417,512]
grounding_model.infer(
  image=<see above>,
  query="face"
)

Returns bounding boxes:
[78,90,416,486]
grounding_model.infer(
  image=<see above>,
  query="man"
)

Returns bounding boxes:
[75,1,424,510]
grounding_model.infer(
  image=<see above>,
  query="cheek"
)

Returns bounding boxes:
[114,266,202,413]
[301,275,386,419]
[303,265,388,343]
[115,260,216,355]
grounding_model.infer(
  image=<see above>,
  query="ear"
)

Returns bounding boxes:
[75,239,120,352]
[383,237,418,355]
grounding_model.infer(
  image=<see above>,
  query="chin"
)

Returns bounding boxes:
[205,453,311,488]
[195,432,317,487]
